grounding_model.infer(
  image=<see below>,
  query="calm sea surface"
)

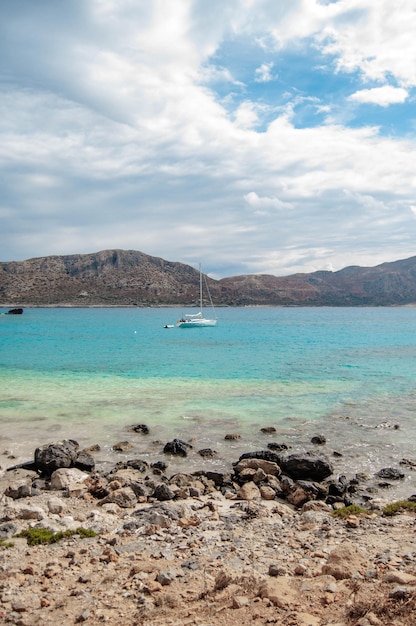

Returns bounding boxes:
[1,306,416,497]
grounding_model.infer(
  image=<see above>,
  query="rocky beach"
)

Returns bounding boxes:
[1,436,416,626]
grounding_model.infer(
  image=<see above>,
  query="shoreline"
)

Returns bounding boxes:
[1,439,416,625]
[2,424,416,506]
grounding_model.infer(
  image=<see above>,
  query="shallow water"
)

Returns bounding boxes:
[1,306,416,498]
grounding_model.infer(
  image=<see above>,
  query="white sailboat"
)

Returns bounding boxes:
[177,265,217,328]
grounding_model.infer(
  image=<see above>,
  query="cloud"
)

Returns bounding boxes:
[316,0,416,86]
[255,62,275,82]
[234,102,259,128]
[244,191,294,212]
[348,86,408,107]
[0,1,416,278]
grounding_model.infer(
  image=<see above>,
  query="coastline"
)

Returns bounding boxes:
[1,439,416,625]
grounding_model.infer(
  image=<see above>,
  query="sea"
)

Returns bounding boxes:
[1,306,416,499]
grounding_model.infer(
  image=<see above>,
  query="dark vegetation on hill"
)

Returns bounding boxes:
[1,249,416,306]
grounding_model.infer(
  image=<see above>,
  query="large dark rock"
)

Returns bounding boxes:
[74,449,95,472]
[163,438,192,457]
[34,440,79,474]
[193,470,227,487]
[376,467,405,480]
[153,483,176,501]
[238,450,282,465]
[277,452,333,482]
[34,440,95,476]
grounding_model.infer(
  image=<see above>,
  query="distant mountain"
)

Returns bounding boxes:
[1,249,416,307]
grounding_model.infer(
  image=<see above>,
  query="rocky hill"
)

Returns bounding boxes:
[1,249,416,306]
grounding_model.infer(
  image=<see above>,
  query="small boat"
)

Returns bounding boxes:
[177,265,217,328]
[163,324,174,328]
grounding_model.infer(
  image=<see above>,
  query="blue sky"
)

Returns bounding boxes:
[1,0,416,278]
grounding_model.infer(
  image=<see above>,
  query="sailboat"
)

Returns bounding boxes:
[177,265,217,328]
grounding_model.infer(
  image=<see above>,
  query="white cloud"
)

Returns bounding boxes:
[244,191,294,211]
[255,62,275,82]
[1,1,416,277]
[348,86,408,107]
[234,101,259,128]
[317,0,416,86]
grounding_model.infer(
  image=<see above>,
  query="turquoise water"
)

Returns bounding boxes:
[1,307,416,496]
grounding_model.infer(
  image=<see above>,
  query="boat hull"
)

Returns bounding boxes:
[177,318,217,328]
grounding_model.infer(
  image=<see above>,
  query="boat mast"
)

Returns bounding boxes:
[199,264,203,314]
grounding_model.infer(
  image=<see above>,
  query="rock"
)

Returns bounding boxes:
[163,438,192,457]
[17,505,45,520]
[233,457,282,478]
[267,442,289,451]
[153,484,176,501]
[98,487,138,508]
[294,563,308,576]
[198,448,217,457]
[299,510,330,528]
[169,472,196,487]
[0,522,17,538]
[232,595,249,608]
[156,570,176,585]
[5,483,32,500]
[239,450,281,465]
[129,424,150,434]
[278,452,333,482]
[84,443,100,452]
[346,515,360,528]
[286,484,312,508]
[236,467,257,483]
[113,459,150,472]
[302,500,332,513]
[151,460,168,472]
[193,470,226,487]
[74,449,95,472]
[83,475,109,499]
[269,564,286,577]
[50,467,90,490]
[47,497,66,514]
[236,481,261,500]
[322,543,367,580]
[2,437,416,626]
[311,435,326,445]
[258,576,297,607]
[284,479,328,508]
[34,440,80,475]
[112,441,134,452]
[389,585,414,600]
[376,467,405,480]
[383,570,416,585]
[224,433,241,440]
[259,485,276,500]
[327,475,348,498]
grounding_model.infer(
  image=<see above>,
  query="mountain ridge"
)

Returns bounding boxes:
[1,249,416,307]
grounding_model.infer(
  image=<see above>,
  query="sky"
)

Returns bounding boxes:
[1,0,416,278]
